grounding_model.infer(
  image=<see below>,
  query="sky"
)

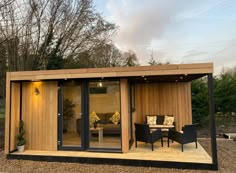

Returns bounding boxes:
[93,0,236,74]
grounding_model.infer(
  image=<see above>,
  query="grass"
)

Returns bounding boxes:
[0,107,4,119]
[0,113,4,119]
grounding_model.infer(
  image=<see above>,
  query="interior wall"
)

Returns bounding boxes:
[89,93,120,113]
[89,84,120,114]
[21,81,58,151]
[134,82,192,131]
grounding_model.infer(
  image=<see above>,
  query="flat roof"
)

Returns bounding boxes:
[7,63,213,81]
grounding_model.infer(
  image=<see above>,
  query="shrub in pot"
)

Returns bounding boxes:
[17,120,26,152]
[63,99,75,133]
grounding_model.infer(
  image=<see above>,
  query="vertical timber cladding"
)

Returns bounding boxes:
[120,78,129,153]
[134,82,192,131]
[10,83,21,151]
[4,73,11,154]
[21,81,58,151]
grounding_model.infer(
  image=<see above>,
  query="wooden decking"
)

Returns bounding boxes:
[10,141,212,164]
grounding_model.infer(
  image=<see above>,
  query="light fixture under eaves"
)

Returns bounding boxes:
[34,87,40,95]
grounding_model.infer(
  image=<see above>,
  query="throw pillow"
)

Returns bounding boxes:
[163,115,174,126]
[109,111,120,125]
[90,111,100,126]
[147,116,157,125]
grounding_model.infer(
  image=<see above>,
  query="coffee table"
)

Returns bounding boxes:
[149,124,175,137]
[90,127,103,142]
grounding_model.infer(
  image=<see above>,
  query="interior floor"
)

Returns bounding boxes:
[63,132,121,149]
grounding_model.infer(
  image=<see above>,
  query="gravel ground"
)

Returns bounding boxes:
[0,139,235,173]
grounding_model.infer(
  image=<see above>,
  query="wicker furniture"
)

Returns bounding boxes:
[167,124,198,152]
[134,123,163,151]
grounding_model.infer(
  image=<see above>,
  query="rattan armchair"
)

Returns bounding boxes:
[135,123,163,151]
[168,124,198,152]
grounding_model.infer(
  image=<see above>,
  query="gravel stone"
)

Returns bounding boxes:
[0,139,235,173]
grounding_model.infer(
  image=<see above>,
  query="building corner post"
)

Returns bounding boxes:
[208,73,218,170]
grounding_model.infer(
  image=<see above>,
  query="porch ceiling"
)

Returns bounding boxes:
[128,73,206,83]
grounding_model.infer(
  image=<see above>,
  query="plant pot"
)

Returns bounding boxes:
[17,145,25,152]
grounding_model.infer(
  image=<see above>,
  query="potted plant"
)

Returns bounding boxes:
[63,99,75,133]
[17,120,26,152]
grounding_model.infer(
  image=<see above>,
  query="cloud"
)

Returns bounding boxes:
[174,0,228,21]
[104,0,236,70]
[107,0,176,49]
[183,50,207,58]
[212,40,236,73]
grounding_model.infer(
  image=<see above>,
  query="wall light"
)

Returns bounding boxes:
[34,87,40,95]
[98,82,103,87]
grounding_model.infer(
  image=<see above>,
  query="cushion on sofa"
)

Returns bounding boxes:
[146,115,157,125]
[146,115,165,125]
[90,111,100,126]
[163,115,175,125]
[109,111,120,125]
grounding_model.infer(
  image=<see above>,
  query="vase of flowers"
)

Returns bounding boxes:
[93,120,98,129]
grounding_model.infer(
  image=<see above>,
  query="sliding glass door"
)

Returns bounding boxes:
[58,79,122,151]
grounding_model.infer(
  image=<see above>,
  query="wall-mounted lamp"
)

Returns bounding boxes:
[34,87,40,95]
[98,82,103,87]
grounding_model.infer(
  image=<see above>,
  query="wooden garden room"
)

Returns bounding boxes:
[4,63,218,170]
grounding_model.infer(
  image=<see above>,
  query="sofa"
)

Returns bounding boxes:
[146,115,175,136]
[146,115,175,126]
[76,113,121,135]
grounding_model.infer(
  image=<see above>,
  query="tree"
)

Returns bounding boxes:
[148,50,158,66]
[0,0,116,71]
[64,43,126,68]
[148,56,158,66]
[122,50,139,66]
[215,67,236,114]
[46,49,64,70]
[148,50,170,66]
[0,39,7,106]
[191,78,208,127]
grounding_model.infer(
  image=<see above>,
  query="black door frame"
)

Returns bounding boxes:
[58,79,122,152]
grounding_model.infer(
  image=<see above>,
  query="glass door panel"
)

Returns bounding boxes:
[61,82,83,148]
[88,80,121,150]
